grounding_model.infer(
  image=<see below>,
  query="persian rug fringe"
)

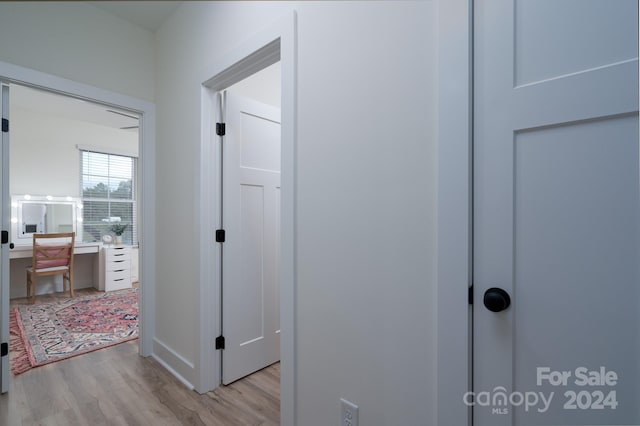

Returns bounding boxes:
[10,308,32,375]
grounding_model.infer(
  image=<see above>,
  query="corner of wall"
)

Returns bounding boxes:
[152,337,196,390]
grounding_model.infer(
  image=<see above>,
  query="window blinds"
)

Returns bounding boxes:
[80,150,137,244]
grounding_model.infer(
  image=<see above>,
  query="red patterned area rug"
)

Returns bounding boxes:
[10,288,138,375]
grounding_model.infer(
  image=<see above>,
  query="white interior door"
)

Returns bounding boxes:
[0,82,10,393]
[473,1,639,425]
[222,92,281,385]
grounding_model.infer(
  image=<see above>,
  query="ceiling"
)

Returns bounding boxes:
[11,84,139,131]
[89,1,181,32]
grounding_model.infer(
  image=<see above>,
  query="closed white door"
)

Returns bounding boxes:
[222,92,281,385]
[0,82,9,393]
[473,1,638,425]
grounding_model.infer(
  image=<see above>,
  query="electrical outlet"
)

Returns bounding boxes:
[340,398,359,426]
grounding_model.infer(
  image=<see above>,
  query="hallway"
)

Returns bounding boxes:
[1,332,279,425]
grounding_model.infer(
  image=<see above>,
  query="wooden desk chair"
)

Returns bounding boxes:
[26,232,75,301]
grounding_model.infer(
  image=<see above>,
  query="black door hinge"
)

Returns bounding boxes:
[1,230,7,245]
[216,229,225,243]
[215,335,225,350]
[216,122,226,136]
[1,118,8,133]
[468,285,473,305]
[1,342,7,357]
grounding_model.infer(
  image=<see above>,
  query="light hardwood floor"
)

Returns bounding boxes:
[2,290,280,426]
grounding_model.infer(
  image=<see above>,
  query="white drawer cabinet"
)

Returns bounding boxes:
[98,246,132,291]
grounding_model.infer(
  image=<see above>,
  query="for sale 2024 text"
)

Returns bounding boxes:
[464,366,619,415]
[537,366,618,411]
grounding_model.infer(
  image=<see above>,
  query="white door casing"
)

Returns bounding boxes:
[474,1,639,425]
[0,82,9,393]
[222,92,281,385]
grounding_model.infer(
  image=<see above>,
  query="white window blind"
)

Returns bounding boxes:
[80,150,137,244]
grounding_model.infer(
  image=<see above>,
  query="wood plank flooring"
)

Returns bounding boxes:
[2,290,280,425]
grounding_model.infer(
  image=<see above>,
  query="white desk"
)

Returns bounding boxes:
[9,242,102,299]
[9,243,136,298]
[9,242,101,259]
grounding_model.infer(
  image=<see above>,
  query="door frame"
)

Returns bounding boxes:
[0,60,156,358]
[197,11,297,426]
[1,82,9,393]
[437,1,473,425]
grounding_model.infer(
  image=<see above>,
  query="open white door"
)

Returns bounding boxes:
[221,92,281,385]
[0,82,10,393]
[474,1,638,425]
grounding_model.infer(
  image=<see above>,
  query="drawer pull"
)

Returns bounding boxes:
[113,278,124,282]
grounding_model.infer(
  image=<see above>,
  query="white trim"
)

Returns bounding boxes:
[202,39,281,90]
[76,144,139,158]
[151,357,194,391]
[1,82,10,393]
[0,60,156,358]
[197,11,297,426]
[195,84,219,394]
[152,339,195,390]
[437,1,473,425]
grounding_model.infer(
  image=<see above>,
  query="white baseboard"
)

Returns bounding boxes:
[152,337,195,390]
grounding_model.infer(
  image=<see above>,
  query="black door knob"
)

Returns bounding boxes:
[483,287,511,312]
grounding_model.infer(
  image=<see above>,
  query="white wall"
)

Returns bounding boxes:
[0,2,155,102]
[155,2,438,425]
[227,62,281,108]
[10,106,138,197]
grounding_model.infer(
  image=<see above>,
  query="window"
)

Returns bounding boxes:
[80,150,136,244]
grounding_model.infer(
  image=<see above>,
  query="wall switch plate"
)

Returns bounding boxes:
[340,398,359,426]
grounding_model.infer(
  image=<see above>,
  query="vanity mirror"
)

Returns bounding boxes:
[11,195,83,244]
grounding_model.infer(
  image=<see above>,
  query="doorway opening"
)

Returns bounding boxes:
[219,62,281,385]
[7,83,142,376]
[0,60,156,393]
[197,12,296,424]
